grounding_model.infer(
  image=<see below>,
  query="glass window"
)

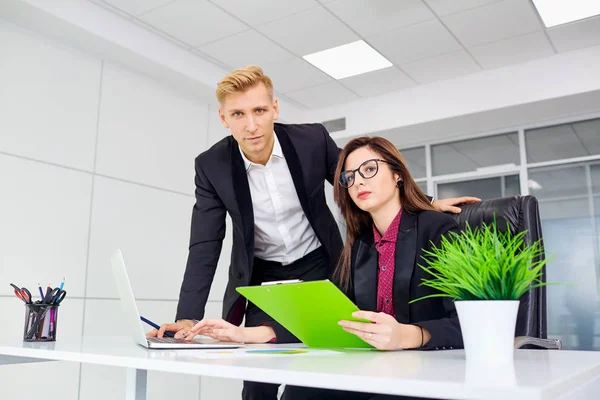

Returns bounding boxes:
[415,180,428,195]
[529,164,598,350]
[592,163,600,207]
[525,118,600,163]
[504,175,520,197]
[432,133,519,176]
[436,174,520,201]
[399,147,426,179]
[529,165,589,218]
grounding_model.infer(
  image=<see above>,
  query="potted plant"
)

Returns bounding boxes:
[412,218,549,364]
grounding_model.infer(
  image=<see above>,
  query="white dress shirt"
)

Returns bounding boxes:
[239,134,321,264]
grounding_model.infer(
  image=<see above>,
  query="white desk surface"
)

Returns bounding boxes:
[1,336,600,400]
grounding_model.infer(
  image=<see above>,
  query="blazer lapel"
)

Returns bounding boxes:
[231,141,254,266]
[353,235,378,312]
[393,211,418,323]
[275,126,312,221]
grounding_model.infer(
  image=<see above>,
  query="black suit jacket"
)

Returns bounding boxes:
[344,210,463,350]
[175,123,343,328]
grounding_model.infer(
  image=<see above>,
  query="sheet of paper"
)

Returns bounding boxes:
[191,348,343,359]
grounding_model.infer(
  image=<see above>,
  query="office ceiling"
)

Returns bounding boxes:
[90,0,600,109]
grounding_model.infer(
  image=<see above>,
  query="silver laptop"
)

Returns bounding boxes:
[110,249,243,350]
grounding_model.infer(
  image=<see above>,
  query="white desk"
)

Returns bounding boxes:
[1,336,600,400]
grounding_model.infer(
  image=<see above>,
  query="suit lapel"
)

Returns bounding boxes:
[230,141,254,266]
[275,126,312,221]
[393,211,418,323]
[353,234,378,312]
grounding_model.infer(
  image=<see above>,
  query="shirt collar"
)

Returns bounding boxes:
[373,208,403,245]
[239,132,282,171]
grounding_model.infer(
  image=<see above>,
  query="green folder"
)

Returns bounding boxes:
[236,280,373,349]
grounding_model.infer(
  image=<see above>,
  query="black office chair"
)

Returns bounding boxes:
[451,195,561,349]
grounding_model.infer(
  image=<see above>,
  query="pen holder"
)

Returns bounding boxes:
[23,303,59,342]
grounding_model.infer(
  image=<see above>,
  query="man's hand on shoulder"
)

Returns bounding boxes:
[432,196,481,214]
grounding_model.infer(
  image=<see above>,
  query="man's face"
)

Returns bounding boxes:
[218,83,279,160]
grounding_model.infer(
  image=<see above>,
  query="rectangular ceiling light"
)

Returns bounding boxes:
[532,0,600,28]
[303,40,392,80]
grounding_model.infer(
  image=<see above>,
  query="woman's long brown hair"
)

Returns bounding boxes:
[333,136,436,290]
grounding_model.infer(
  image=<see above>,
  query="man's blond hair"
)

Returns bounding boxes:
[216,65,274,104]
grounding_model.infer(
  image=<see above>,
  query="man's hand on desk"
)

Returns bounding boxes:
[146,319,195,339]
[182,318,276,343]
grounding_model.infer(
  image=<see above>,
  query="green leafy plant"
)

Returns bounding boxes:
[411,218,550,302]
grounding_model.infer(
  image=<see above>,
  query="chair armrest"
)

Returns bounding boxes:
[514,336,562,350]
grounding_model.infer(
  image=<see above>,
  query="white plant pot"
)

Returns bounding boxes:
[455,300,519,365]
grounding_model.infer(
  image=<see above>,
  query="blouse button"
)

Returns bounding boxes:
[385,298,390,303]
[381,266,387,271]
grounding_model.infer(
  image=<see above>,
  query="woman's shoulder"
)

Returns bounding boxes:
[416,209,456,222]
[415,210,459,232]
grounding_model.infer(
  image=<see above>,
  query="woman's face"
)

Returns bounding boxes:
[343,146,400,214]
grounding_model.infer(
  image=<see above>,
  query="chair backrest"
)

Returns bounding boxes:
[449,195,547,339]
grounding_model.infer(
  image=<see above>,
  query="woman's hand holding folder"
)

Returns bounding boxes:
[339,310,431,350]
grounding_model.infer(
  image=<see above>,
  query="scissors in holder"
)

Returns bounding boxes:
[26,288,67,339]
[10,284,33,306]
[43,287,67,305]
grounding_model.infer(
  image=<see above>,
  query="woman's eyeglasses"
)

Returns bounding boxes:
[339,159,388,188]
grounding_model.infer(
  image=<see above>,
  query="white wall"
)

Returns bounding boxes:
[0,20,241,400]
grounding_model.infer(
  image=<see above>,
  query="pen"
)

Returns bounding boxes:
[140,316,175,338]
[38,284,44,300]
[59,278,65,291]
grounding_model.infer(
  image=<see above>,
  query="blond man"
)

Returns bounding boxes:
[149,66,477,399]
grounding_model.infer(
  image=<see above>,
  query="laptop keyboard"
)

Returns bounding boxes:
[148,337,190,343]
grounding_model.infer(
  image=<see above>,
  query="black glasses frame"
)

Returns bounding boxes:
[339,158,388,188]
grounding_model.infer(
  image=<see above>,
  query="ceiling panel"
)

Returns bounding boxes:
[339,67,415,97]
[98,0,175,16]
[441,0,543,47]
[285,81,359,108]
[469,31,554,69]
[262,57,333,93]
[400,50,481,84]
[139,0,248,47]
[197,30,295,69]
[325,0,435,37]
[91,0,600,109]
[547,16,600,53]
[207,0,319,26]
[424,0,503,17]
[256,6,359,56]
[367,19,463,65]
